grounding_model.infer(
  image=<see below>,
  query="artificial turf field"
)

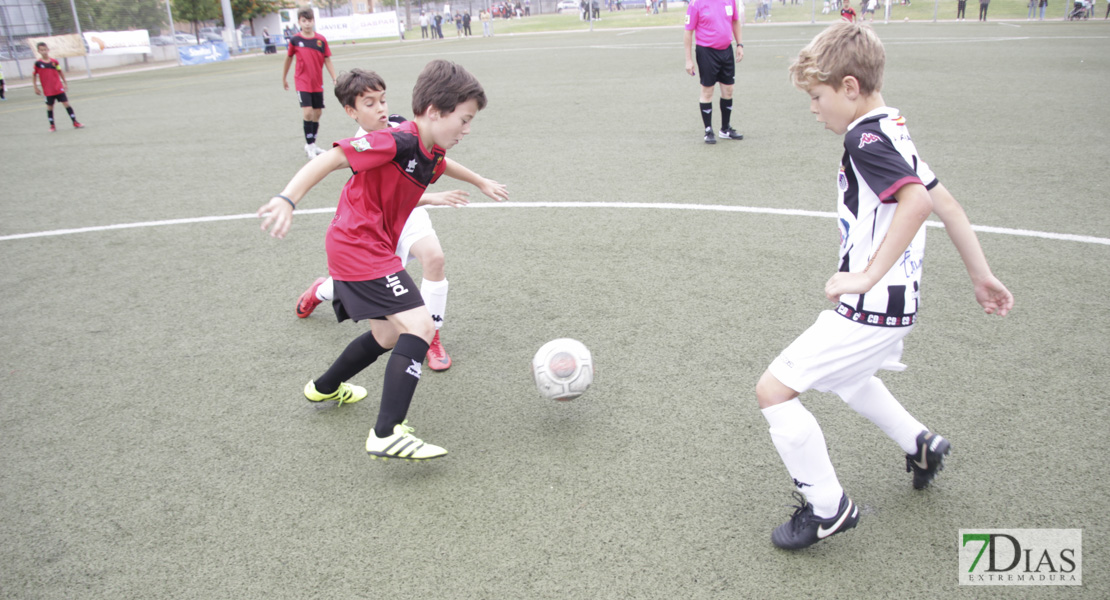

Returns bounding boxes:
[1,19,1108,599]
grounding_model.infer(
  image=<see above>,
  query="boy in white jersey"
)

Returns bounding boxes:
[760,22,1014,550]
[296,69,508,371]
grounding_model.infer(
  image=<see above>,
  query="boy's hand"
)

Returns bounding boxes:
[257,197,295,239]
[685,59,696,76]
[974,275,1014,316]
[282,79,289,90]
[34,88,41,96]
[478,178,509,202]
[422,190,470,208]
[825,271,873,303]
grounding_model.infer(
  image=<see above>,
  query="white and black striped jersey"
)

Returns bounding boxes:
[834,107,938,328]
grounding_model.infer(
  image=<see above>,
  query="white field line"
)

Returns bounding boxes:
[2,202,1107,246]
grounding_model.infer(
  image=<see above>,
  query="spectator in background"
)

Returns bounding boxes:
[420,12,429,38]
[463,11,472,35]
[480,9,494,36]
[841,0,857,20]
[979,0,989,20]
[454,12,463,37]
[957,0,967,19]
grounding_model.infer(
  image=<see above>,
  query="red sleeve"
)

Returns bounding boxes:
[336,129,397,174]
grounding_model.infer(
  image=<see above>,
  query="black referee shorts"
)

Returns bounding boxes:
[695,45,736,88]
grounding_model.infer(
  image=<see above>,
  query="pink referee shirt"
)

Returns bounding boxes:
[685,0,740,50]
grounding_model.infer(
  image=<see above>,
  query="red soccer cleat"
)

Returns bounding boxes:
[49,124,56,132]
[426,331,452,371]
[73,122,84,129]
[296,277,327,318]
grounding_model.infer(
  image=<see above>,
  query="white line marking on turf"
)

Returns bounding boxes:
[2,202,1107,246]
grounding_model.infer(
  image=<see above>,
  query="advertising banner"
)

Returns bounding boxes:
[178,42,230,66]
[24,34,85,58]
[84,30,152,56]
[314,11,399,41]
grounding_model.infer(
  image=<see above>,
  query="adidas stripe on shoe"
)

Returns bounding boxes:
[771,492,859,550]
[303,380,367,405]
[906,431,951,490]
[366,420,447,461]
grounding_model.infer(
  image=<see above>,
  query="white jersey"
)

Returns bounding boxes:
[835,107,937,328]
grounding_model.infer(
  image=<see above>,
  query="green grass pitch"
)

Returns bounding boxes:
[1,20,1108,599]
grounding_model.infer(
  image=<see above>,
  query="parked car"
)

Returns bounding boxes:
[556,0,579,12]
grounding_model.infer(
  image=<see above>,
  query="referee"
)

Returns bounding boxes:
[684,0,745,144]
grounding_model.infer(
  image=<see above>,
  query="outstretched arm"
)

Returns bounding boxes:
[929,182,1013,316]
[825,183,933,303]
[282,55,293,90]
[257,147,350,239]
[443,158,509,202]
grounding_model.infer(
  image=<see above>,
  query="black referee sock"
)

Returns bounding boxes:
[720,98,733,131]
[374,334,430,439]
[303,120,314,144]
[47,110,54,125]
[314,330,389,395]
[700,102,713,130]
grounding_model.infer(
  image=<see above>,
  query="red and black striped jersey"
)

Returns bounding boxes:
[33,59,64,96]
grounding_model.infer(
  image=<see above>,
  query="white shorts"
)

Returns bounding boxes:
[395,206,437,266]
[768,310,912,400]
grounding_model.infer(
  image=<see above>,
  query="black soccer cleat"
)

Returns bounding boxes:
[906,431,951,490]
[718,127,744,140]
[771,491,859,550]
[703,129,716,144]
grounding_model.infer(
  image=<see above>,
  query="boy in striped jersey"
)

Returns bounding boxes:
[758,22,1013,550]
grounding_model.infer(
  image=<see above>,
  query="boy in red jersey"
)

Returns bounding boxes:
[33,43,83,132]
[257,60,488,461]
[840,0,857,21]
[282,7,337,159]
[294,69,509,374]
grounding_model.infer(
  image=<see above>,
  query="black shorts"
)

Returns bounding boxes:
[695,45,736,88]
[332,270,425,323]
[297,91,325,109]
[45,92,68,105]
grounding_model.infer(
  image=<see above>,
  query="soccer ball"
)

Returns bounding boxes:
[531,338,594,401]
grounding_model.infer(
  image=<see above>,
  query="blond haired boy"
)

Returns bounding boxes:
[758,22,1013,550]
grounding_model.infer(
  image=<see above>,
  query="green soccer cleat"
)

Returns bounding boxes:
[366,421,447,462]
[303,380,367,405]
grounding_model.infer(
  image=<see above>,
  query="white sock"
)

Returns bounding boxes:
[420,278,448,331]
[762,399,844,518]
[844,377,926,454]
[317,277,334,302]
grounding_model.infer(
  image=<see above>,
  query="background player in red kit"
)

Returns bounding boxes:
[257,60,488,461]
[33,42,83,132]
[282,7,337,159]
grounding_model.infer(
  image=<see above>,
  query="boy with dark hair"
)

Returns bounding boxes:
[295,69,509,374]
[33,43,83,131]
[758,22,1013,550]
[282,7,337,159]
[258,60,490,461]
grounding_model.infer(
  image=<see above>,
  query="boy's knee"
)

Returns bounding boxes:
[421,251,445,279]
[756,369,796,409]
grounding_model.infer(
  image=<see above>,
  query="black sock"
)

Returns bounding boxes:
[720,98,732,130]
[310,121,321,145]
[700,102,713,130]
[314,330,389,394]
[374,334,430,439]
[303,120,314,144]
[47,110,54,125]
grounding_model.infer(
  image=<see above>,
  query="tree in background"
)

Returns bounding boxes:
[41,0,166,33]
[173,0,221,42]
[231,0,294,35]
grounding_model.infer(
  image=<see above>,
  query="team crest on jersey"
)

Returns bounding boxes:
[893,116,906,126]
[351,137,372,152]
[685,14,691,24]
[837,167,848,192]
[858,132,881,148]
[316,40,323,48]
